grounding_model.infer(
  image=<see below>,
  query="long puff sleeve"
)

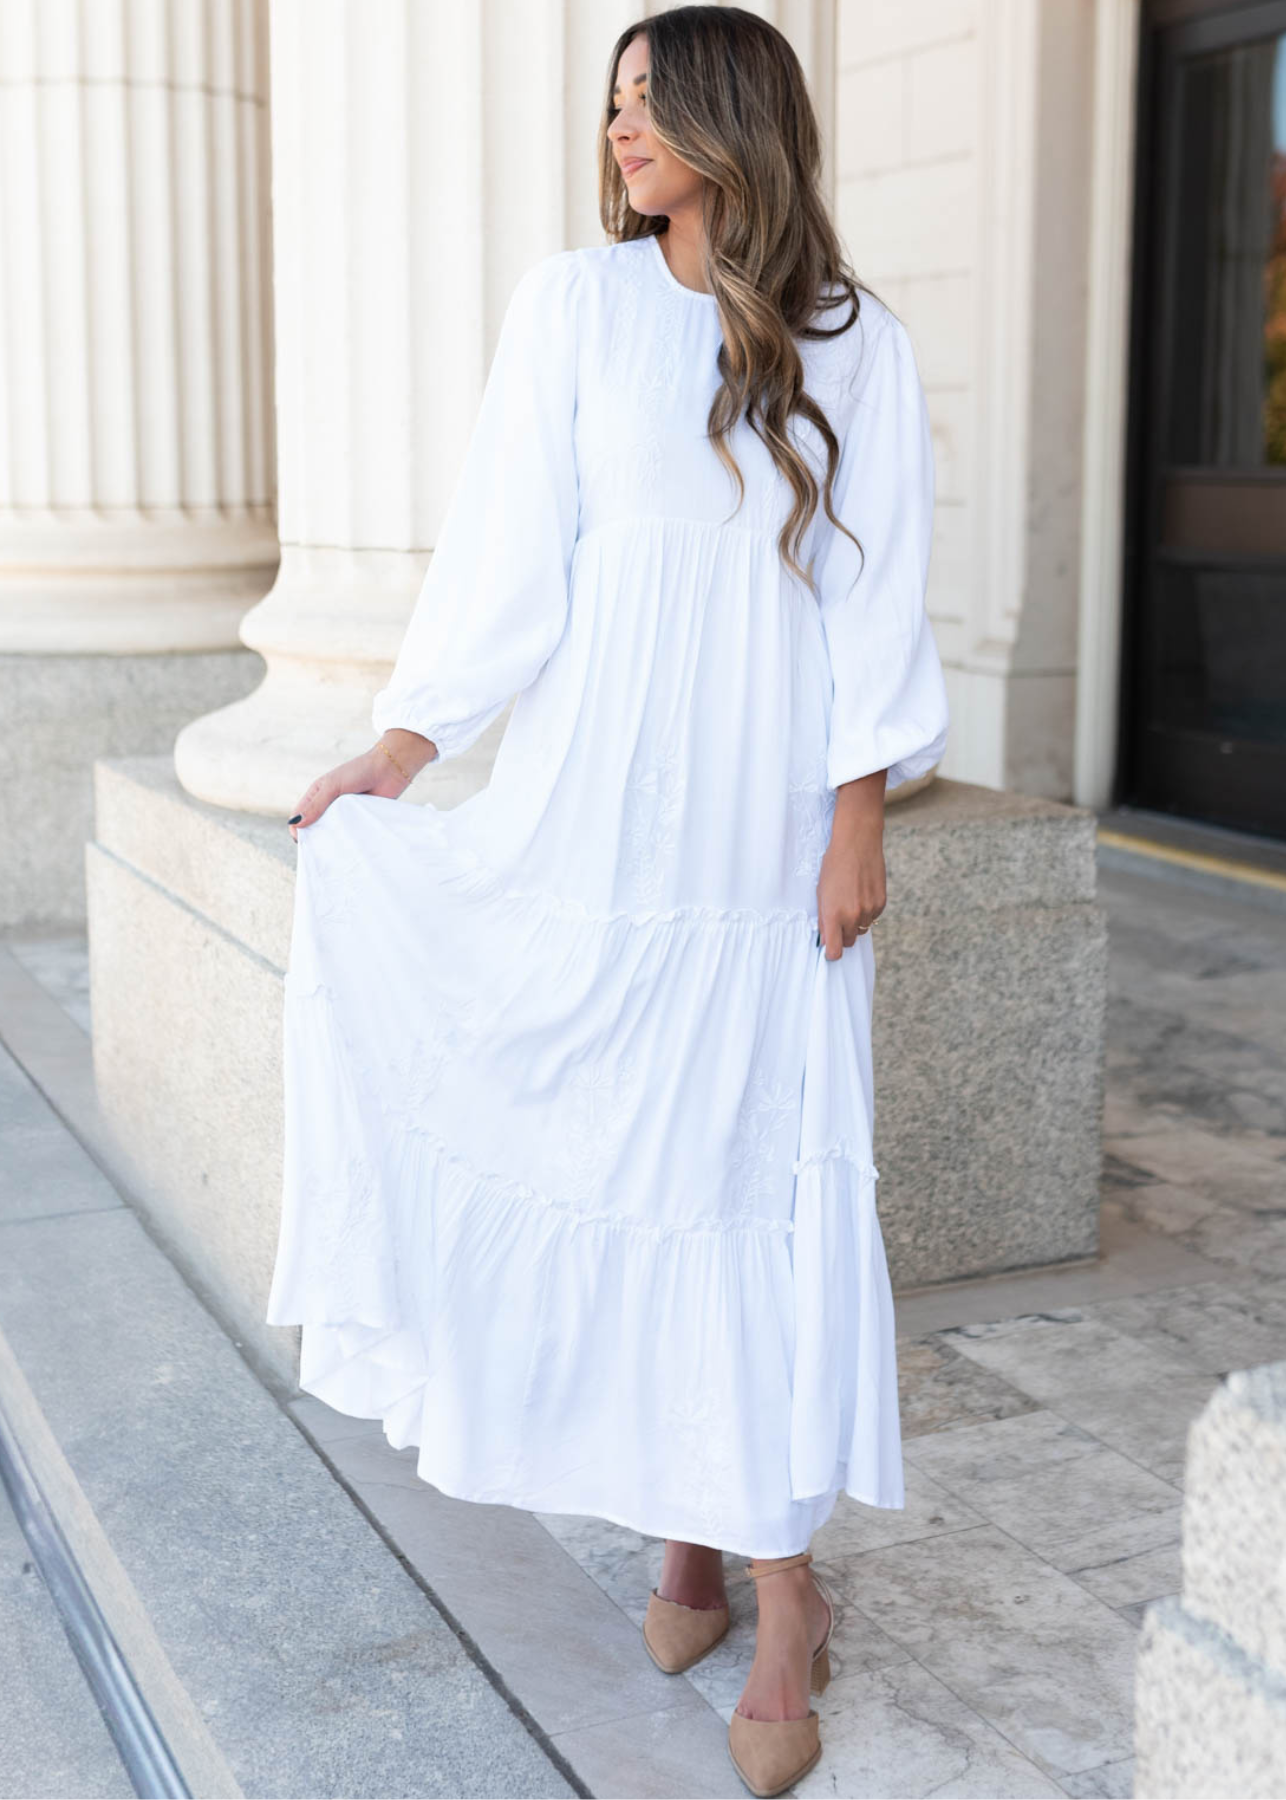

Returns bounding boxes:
[371,249,583,761]
[811,310,949,793]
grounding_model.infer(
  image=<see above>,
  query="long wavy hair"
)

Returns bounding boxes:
[599,5,872,594]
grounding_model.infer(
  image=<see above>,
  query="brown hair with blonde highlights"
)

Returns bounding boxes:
[599,5,873,594]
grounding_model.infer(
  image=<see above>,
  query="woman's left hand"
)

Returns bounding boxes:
[816,773,887,959]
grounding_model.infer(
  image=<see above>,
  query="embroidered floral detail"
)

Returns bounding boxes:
[620,743,686,907]
[637,244,687,410]
[606,240,643,387]
[303,1149,388,1318]
[449,837,813,929]
[728,438,790,540]
[546,1046,640,1206]
[306,837,374,926]
[299,981,793,1243]
[601,239,688,516]
[787,778,836,879]
[664,1386,741,1547]
[728,1069,799,1219]
[376,994,484,1131]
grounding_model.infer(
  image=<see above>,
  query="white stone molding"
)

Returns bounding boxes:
[1074,0,1141,810]
[970,0,1039,676]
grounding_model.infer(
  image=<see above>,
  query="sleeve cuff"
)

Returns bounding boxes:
[827,723,948,794]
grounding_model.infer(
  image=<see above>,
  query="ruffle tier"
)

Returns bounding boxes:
[266,793,905,1555]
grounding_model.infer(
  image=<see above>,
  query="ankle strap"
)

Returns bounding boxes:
[744,1551,813,1580]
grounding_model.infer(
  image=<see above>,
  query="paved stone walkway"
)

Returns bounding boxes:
[2,855,1284,1797]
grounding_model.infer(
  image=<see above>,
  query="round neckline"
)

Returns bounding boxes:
[648,232,719,304]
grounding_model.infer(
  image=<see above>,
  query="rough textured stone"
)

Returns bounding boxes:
[1180,1363,1286,1681]
[1134,1598,1286,1799]
[1133,1361,1286,1798]
[0,652,262,930]
[882,778,1101,916]
[875,903,1106,1283]
[878,779,1107,1284]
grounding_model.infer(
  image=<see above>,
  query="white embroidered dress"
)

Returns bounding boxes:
[265,233,949,1556]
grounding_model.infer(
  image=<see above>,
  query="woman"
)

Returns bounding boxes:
[267,7,948,1794]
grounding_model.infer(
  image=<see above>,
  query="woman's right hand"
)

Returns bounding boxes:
[287,730,437,841]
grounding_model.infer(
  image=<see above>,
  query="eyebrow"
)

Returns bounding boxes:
[611,73,647,99]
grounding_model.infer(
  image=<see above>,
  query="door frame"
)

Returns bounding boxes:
[1113,0,1286,828]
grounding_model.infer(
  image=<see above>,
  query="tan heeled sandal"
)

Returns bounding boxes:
[727,1550,836,1798]
[641,1583,731,1674]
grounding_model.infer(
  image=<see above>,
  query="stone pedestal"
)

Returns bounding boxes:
[87,760,1105,1385]
[1134,1362,1286,1798]
[874,780,1106,1285]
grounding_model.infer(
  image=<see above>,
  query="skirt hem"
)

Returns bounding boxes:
[281,1350,908,1558]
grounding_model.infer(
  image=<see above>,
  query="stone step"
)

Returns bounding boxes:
[0,1027,575,1799]
[0,1473,134,1798]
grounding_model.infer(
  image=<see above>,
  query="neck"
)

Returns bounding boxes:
[658,211,713,294]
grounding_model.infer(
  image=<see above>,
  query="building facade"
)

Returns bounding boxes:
[837,0,1284,842]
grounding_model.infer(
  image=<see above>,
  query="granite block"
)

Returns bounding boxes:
[1134,1598,1286,1799]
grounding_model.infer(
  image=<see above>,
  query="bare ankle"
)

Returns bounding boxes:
[659,1540,727,1609]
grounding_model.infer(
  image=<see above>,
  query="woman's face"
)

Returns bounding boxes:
[608,33,703,221]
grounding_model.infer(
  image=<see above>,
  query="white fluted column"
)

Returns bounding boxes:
[175,0,515,812]
[0,0,277,649]
[0,0,277,926]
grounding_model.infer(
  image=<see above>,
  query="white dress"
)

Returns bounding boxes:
[265,232,950,1557]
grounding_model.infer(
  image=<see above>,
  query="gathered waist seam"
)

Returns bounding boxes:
[574,513,803,556]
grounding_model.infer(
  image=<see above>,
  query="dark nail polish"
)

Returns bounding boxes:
[815,930,821,947]
[288,814,302,825]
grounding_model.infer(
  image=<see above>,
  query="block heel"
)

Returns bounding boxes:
[727,1551,837,1798]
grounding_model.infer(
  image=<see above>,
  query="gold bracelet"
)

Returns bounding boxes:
[375,736,413,785]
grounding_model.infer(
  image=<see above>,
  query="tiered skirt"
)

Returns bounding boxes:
[266,790,905,1556]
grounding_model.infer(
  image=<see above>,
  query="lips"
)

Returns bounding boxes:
[620,157,651,177]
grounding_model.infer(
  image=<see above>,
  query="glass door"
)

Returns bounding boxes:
[1123,0,1286,838]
